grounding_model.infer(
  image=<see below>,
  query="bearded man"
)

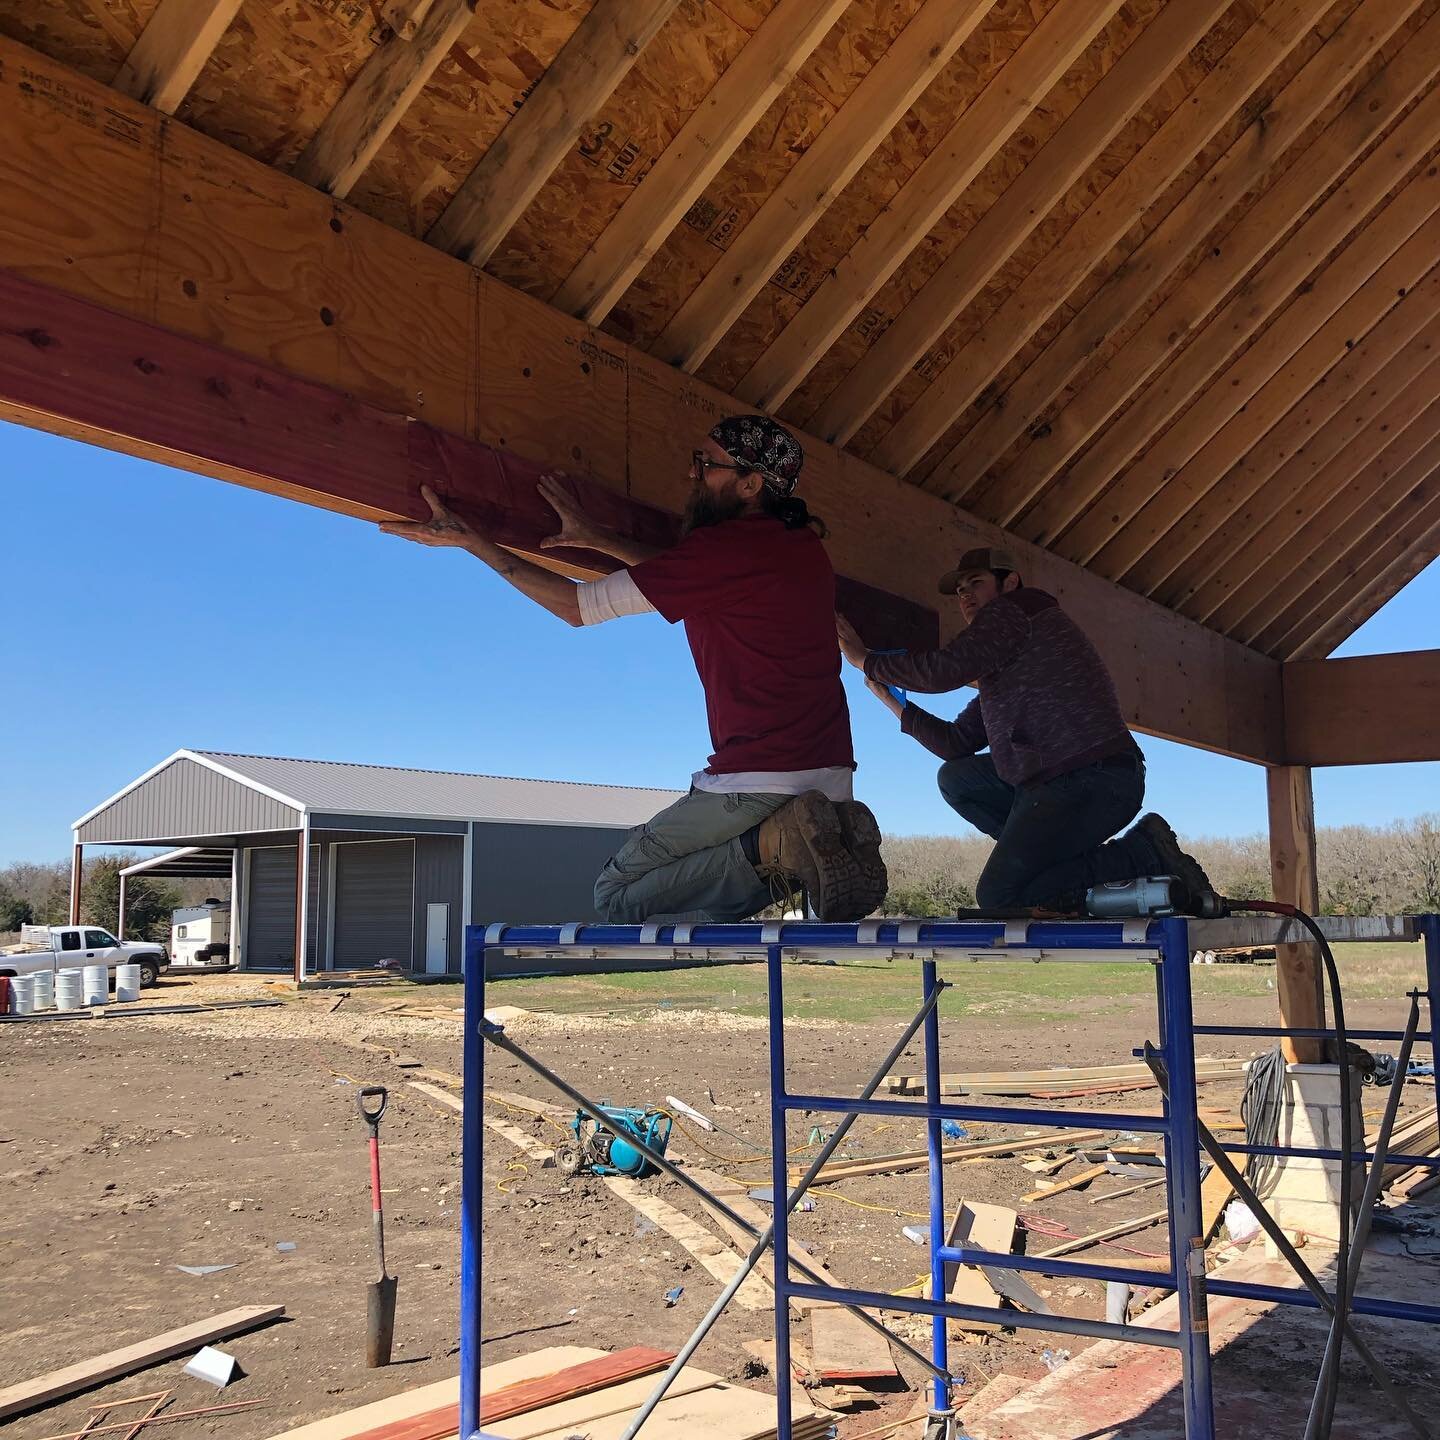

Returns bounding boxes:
[381,414,886,923]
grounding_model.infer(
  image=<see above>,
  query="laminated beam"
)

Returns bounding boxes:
[805,0,1230,449]
[0,35,1285,765]
[111,0,242,114]
[426,0,682,265]
[866,0,1326,480]
[1005,25,1440,544]
[550,0,850,324]
[650,0,994,373]
[925,0,1420,502]
[1283,652,1440,765]
[291,0,477,199]
[734,0,1123,413]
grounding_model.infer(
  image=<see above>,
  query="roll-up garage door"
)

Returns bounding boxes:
[333,840,414,968]
[247,846,297,970]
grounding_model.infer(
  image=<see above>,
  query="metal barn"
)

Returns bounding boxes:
[72,750,679,981]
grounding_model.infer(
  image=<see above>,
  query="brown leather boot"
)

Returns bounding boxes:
[756,792,873,922]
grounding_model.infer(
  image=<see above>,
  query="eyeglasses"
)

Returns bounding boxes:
[692,449,754,479]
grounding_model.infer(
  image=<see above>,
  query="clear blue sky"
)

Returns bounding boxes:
[1,420,1435,864]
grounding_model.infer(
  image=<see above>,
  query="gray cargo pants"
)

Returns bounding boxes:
[593,788,793,924]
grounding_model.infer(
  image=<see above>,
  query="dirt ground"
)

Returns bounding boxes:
[1,966,1428,1440]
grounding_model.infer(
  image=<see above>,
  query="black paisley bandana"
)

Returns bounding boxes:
[708,414,804,497]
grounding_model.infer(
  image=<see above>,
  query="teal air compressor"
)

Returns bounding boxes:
[555,1104,673,1179]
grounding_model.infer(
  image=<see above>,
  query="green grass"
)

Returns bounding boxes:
[483,941,1429,1026]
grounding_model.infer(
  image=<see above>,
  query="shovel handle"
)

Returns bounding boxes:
[358,1085,388,1133]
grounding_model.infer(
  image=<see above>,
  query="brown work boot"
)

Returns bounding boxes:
[757,792,872,922]
[1132,813,1223,917]
[836,800,889,917]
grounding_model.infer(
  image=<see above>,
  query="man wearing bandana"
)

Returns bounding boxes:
[381,415,886,924]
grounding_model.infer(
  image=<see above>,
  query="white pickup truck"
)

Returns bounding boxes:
[0,925,167,989]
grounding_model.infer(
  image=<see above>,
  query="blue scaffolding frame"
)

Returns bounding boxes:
[460,913,1440,1440]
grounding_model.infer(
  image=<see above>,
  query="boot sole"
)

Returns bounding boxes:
[774,792,878,923]
[836,801,889,919]
[1137,813,1219,915]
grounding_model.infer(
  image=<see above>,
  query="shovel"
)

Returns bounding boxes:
[358,1086,397,1366]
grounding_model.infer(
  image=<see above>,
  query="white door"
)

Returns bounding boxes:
[424,903,449,975]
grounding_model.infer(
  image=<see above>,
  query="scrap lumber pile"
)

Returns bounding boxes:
[264,1346,831,1440]
[883,1059,1247,1098]
[1379,1107,1440,1199]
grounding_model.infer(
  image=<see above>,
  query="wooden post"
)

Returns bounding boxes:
[1266,765,1323,1063]
[69,843,83,925]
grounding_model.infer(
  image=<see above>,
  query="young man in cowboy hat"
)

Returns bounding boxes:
[382,414,886,924]
[836,546,1217,916]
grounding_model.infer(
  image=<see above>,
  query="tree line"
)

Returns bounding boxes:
[0,855,222,942]
[879,815,1440,917]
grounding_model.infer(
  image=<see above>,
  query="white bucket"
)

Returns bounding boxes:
[10,974,35,1015]
[114,964,142,1004]
[82,964,109,1006]
[55,968,85,1011]
[30,970,55,1010]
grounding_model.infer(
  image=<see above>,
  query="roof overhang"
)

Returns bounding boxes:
[119,846,236,880]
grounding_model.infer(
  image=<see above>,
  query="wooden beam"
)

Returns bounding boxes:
[290,0,476,199]
[1257,420,1440,654]
[733,0,1123,413]
[425,0,681,265]
[551,0,850,324]
[1267,765,1323,1064]
[864,0,1325,480]
[1001,25,1440,543]
[649,0,994,373]
[0,1306,284,1420]
[1291,503,1440,658]
[924,0,1421,502]
[1283,651,1440,764]
[1067,102,1440,576]
[1201,334,1440,635]
[1132,235,1440,606]
[111,0,241,114]
[805,0,1230,449]
[0,35,1286,764]
[381,0,437,42]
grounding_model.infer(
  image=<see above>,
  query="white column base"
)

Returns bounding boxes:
[1263,1063,1364,1243]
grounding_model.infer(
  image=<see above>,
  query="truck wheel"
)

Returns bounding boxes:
[139,960,160,989]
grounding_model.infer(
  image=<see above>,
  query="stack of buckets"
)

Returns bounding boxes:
[3,965,140,1014]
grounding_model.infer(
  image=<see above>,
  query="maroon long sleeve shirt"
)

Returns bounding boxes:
[864,589,1140,788]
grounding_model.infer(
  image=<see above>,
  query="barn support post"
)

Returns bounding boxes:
[294,820,312,985]
[69,842,83,925]
[117,873,128,940]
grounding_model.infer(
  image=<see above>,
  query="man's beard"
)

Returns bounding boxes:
[681,480,748,535]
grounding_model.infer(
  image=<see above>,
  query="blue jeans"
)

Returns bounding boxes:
[593,788,793,923]
[937,753,1147,911]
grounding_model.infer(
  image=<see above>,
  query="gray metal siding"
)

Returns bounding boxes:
[413,835,464,973]
[332,840,415,968]
[243,844,319,970]
[471,822,631,926]
[79,759,299,843]
[310,814,466,836]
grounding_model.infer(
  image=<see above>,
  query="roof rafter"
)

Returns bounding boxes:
[1275,444,1440,657]
[111,0,241,114]
[650,0,995,373]
[1068,124,1440,576]
[1132,228,1440,604]
[993,21,1440,539]
[732,0,1124,413]
[863,0,1327,480]
[425,0,682,265]
[925,0,1423,503]
[1290,504,1440,659]
[805,0,1230,449]
[1252,411,1440,650]
[551,0,851,324]
[1197,326,1440,634]
[291,0,477,199]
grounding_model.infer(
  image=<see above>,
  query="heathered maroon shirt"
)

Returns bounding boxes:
[864,589,1139,787]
